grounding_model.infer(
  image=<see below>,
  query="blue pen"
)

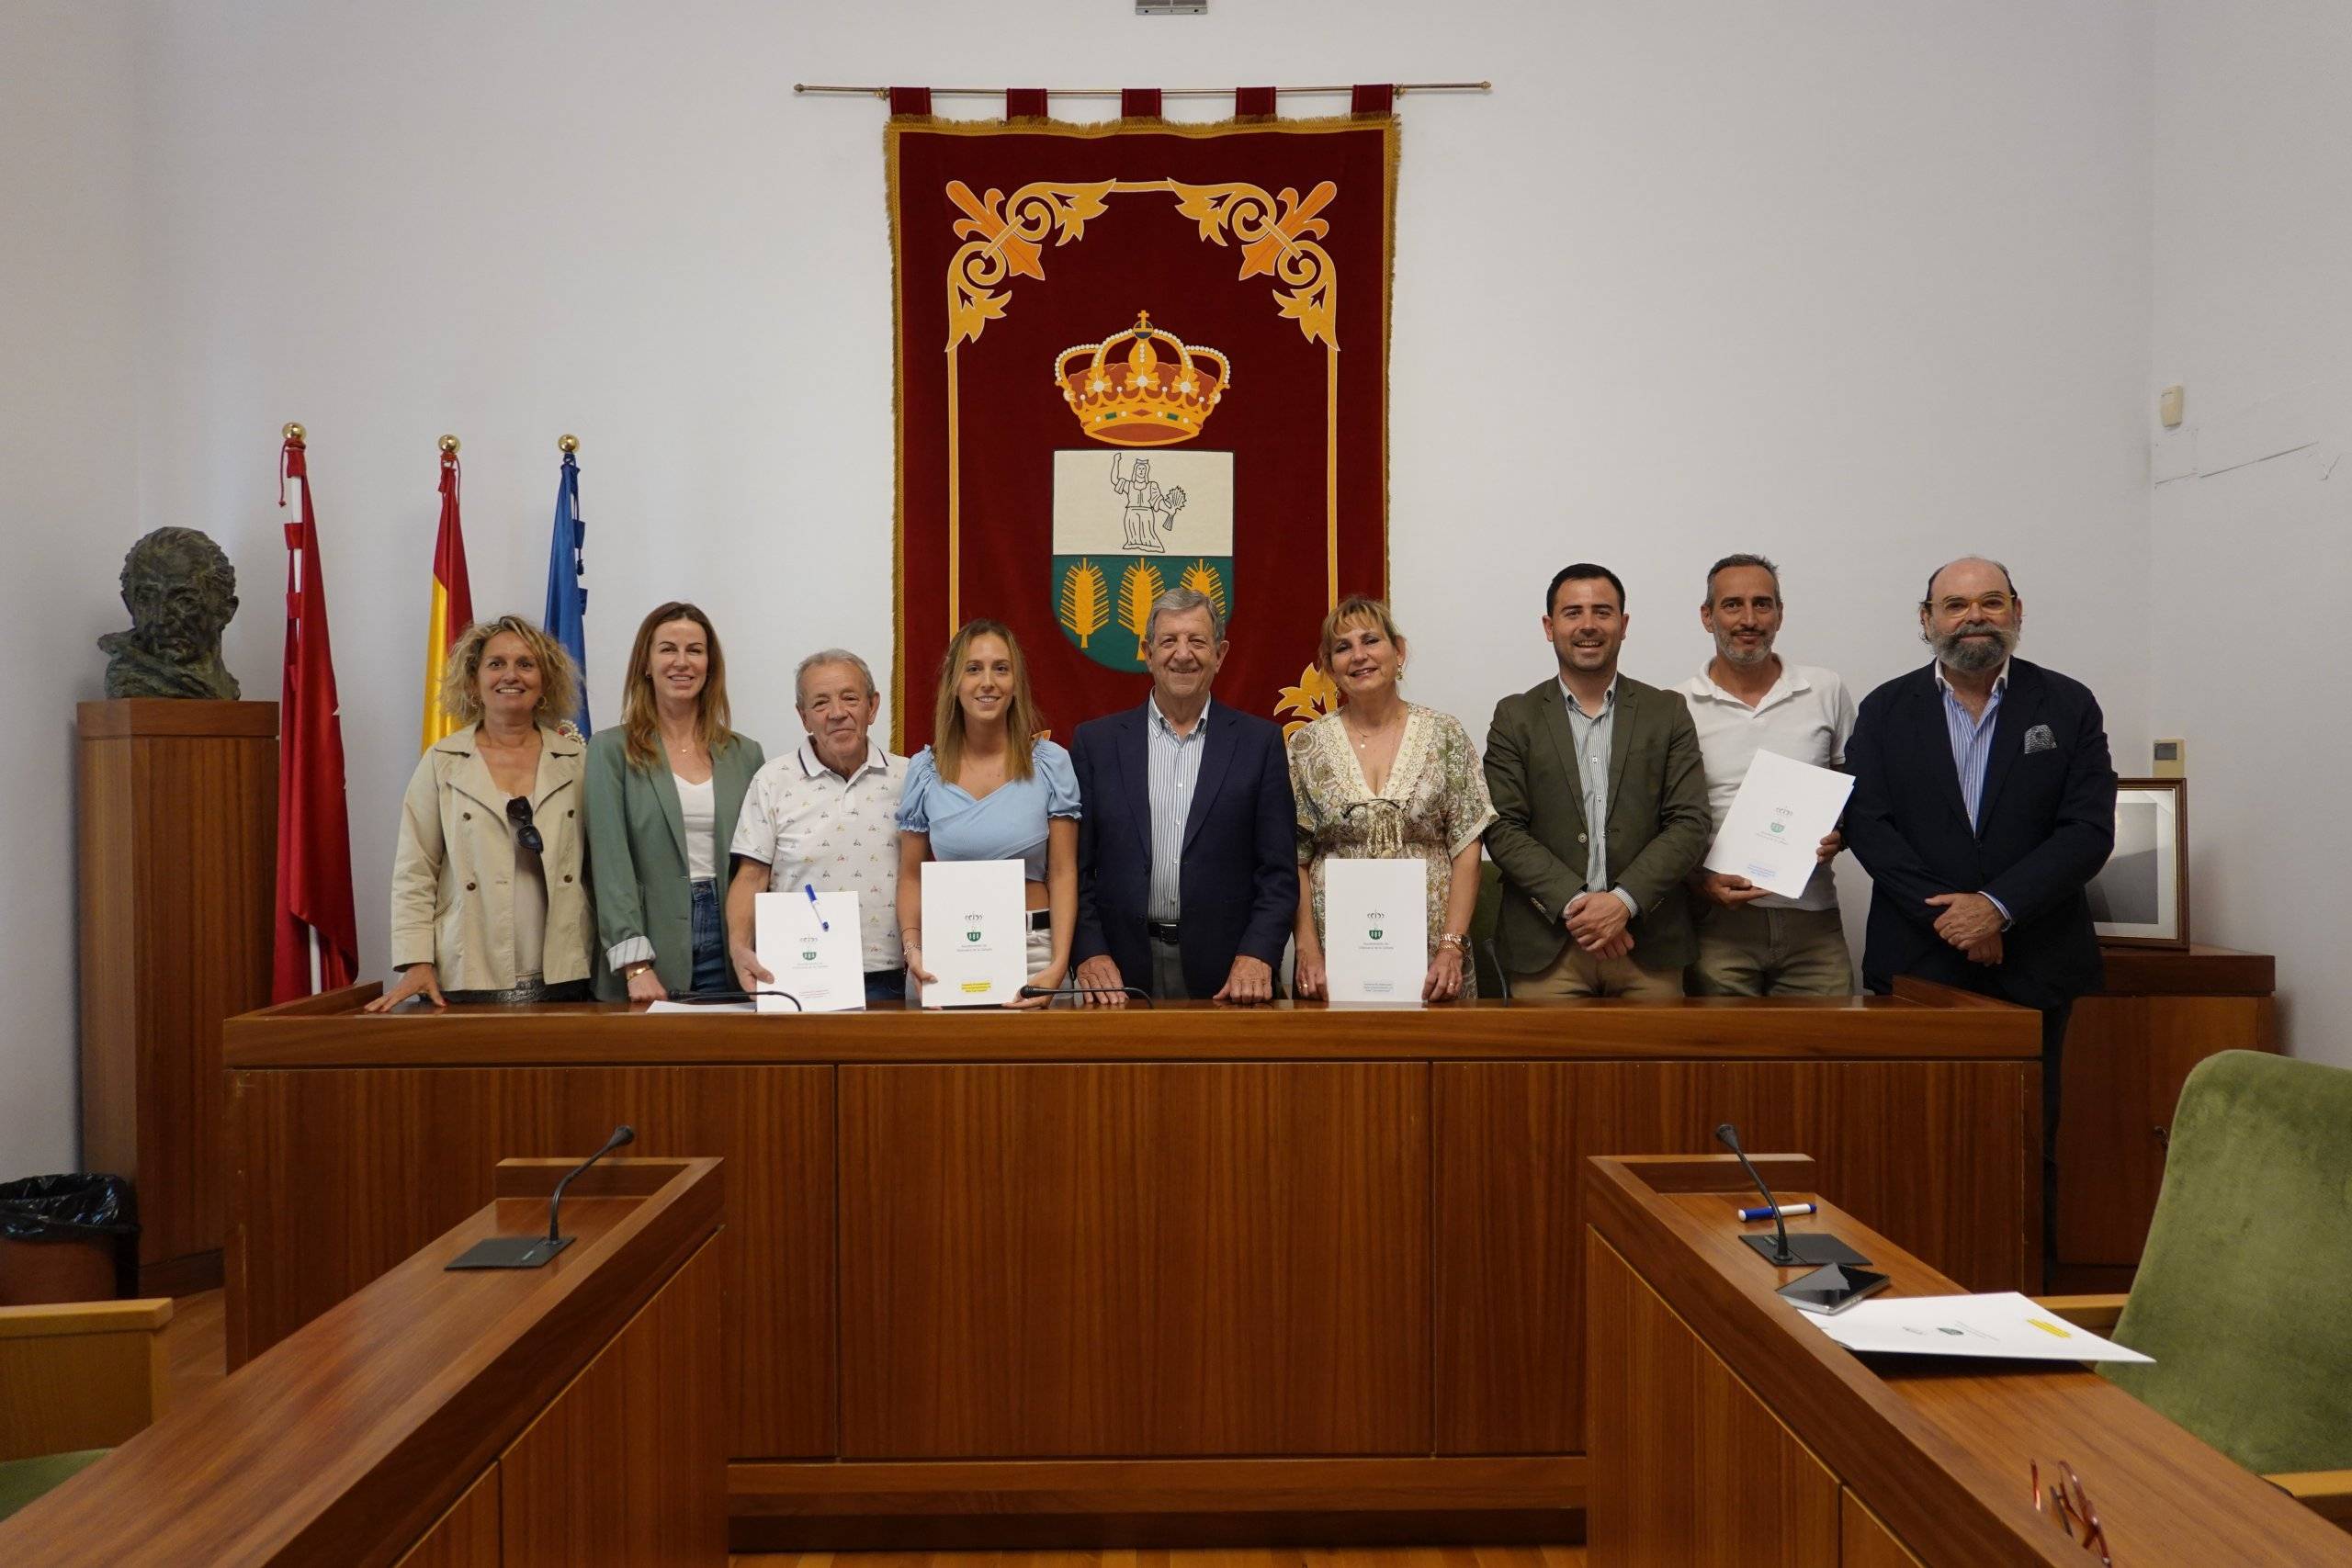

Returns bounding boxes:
[803,883,829,931]
[1736,1202,1815,1221]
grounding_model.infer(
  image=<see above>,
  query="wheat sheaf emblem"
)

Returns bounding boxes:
[1117,560,1167,660]
[1057,560,1110,649]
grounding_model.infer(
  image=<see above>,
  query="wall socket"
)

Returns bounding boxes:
[2152,738,2186,778]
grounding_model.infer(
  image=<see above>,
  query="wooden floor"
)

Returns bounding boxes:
[730,1554,1586,1568]
[165,1298,1583,1568]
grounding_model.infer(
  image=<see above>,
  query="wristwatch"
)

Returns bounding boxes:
[1437,931,1471,954]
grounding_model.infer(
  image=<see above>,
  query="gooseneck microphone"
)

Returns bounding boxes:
[446,1123,638,1271]
[1016,983,1155,1007]
[667,987,803,1010]
[1714,1122,1872,1269]
[1716,1122,1799,1266]
[545,1124,636,1247]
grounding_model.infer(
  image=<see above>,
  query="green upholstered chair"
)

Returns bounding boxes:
[0,1450,107,1523]
[0,1298,171,1523]
[1468,858,1508,999]
[2043,1049,2352,1533]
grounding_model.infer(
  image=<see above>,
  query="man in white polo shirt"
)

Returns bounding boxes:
[727,648,909,1004]
[1679,555,1858,995]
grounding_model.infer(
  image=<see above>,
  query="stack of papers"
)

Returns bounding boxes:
[1801,1292,2153,1363]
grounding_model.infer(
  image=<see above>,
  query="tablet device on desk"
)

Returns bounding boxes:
[1779,1263,1891,1315]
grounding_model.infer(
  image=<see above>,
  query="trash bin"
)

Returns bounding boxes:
[0,1174,139,1305]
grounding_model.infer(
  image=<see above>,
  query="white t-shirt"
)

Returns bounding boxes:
[1679,661,1858,912]
[673,773,718,881]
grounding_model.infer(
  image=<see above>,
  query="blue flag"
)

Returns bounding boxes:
[541,449,591,734]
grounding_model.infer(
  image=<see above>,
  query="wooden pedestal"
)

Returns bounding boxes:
[77,699,277,1295]
[2055,943,2278,1277]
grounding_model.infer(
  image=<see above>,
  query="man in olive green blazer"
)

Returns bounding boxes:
[1482,563,1713,998]
[585,725,765,999]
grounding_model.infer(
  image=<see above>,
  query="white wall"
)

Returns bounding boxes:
[9,1,2164,1159]
[0,3,146,1177]
[2151,2,2352,1066]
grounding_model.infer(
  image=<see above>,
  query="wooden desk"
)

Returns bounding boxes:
[1584,1152,2352,1566]
[0,1156,725,1565]
[223,982,2038,1548]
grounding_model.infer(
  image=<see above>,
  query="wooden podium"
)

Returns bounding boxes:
[76,699,276,1296]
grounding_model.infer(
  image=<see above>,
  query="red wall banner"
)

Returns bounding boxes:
[888,110,1396,750]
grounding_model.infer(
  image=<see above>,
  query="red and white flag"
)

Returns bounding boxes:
[272,428,360,1000]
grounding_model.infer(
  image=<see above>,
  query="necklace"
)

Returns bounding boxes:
[1345,705,1403,751]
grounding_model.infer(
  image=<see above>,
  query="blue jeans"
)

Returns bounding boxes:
[688,878,730,995]
[864,967,908,1006]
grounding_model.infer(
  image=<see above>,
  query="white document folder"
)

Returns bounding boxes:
[1322,857,1429,1005]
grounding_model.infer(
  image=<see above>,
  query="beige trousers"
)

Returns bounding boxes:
[1507,939,1686,999]
[1687,904,1856,997]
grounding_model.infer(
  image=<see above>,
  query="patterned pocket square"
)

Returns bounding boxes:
[2023,724,2057,754]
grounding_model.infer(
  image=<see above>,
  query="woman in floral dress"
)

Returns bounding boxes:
[1289,595,1498,1001]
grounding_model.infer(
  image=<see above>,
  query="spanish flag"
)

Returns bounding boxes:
[421,440,475,750]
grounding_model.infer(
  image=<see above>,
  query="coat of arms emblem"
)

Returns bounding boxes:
[1048,311,1235,672]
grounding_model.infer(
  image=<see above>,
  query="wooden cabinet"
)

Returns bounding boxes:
[77,700,276,1295]
[2057,945,2277,1269]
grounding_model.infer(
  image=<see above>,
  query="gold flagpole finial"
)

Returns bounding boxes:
[438,434,461,455]
[558,434,579,454]
[282,422,306,446]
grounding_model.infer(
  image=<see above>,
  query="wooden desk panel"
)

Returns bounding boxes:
[838,1063,1430,1457]
[394,1469,500,1567]
[1588,1231,1839,1566]
[223,990,2035,1067]
[228,1065,833,1459]
[1435,1060,2035,1452]
[1842,1492,1927,1567]
[502,1238,727,1564]
[1584,1156,2352,1567]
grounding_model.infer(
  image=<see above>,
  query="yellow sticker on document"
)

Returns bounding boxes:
[2027,1318,2073,1337]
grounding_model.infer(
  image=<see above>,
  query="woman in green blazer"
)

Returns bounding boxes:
[587,602,765,999]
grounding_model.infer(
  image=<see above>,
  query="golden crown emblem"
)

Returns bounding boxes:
[1054,311,1231,446]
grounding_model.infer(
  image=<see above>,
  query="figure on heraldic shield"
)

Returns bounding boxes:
[1050,310,1235,671]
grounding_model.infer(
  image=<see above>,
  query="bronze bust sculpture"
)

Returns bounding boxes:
[98,527,242,700]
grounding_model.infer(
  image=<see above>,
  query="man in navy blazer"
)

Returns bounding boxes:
[1070,589,1298,1004]
[1845,557,2116,1260]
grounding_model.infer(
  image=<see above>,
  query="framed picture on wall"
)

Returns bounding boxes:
[2089,778,2188,948]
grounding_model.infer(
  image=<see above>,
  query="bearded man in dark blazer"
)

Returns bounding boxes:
[1844,556,2117,1265]
[1484,563,1713,998]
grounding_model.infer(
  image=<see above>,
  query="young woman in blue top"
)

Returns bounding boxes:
[896,619,1080,1007]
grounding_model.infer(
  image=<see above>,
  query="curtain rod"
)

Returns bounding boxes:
[793,82,1489,99]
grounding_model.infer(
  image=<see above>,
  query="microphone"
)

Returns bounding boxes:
[1016,982,1155,1007]
[1714,1122,1871,1269]
[445,1123,637,1271]
[545,1124,635,1248]
[666,987,803,1010]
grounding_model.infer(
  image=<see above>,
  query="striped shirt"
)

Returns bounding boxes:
[1147,695,1210,922]
[1934,660,2013,925]
[1557,676,1642,919]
